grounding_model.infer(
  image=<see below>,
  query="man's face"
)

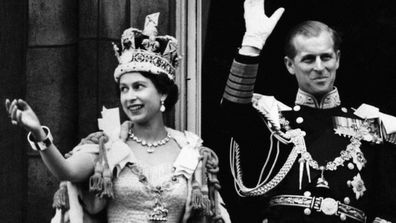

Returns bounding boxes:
[284,31,340,96]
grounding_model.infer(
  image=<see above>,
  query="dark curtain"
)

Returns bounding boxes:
[0,1,28,223]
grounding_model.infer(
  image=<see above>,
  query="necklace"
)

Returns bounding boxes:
[129,130,171,153]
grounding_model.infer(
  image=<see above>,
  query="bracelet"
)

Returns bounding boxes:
[27,126,53,151]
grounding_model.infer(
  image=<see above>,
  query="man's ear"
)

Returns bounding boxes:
[335,50,341,69]
[284,56,295,75]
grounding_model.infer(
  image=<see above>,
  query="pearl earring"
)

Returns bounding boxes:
[160,99,166,112]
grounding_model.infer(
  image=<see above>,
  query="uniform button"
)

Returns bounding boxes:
[348,163,354,170]
[340,213,347,221]
[304,208,311,215]
[343,197,350,204]
[293,105,301,111]
[296,117,304,124]
[303,191,311,197]
[341,107,348,113]
[347,180,352,187]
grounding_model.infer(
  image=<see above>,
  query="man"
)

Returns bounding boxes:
[221,0,396,222]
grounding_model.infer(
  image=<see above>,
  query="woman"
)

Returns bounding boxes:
[5,13,230,223]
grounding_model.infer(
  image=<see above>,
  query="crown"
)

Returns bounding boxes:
[113,12,180,82]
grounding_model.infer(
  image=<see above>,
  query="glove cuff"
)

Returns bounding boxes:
[241,33,267,50]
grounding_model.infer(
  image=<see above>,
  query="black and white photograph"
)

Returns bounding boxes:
[1,0,396,222]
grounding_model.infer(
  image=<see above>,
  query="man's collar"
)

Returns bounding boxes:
[295,87,341,109]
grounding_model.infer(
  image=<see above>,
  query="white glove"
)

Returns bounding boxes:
[242,0,284,50]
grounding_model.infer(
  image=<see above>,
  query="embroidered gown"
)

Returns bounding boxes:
[108,161,188,223]
[53,128,231,223]
[103,129,198,223]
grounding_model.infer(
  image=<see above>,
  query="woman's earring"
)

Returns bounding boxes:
[160,99,166,112]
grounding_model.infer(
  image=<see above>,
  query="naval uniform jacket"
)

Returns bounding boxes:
[221,54,396,223]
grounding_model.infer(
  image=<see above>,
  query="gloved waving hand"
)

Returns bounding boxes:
[242,0,285,50]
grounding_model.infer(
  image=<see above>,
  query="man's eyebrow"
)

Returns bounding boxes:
[320,52,333,56]
[300,54,316,60]
[300,52,333,59]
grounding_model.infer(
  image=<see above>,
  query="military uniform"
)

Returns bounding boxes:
[221,54,396,223]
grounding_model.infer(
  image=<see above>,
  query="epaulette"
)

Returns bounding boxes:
[333,116,383,143]
[354,103,396,145]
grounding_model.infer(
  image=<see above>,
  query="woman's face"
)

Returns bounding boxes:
[119,72,165,125]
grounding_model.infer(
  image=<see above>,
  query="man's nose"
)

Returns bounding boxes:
[313,57,324,71]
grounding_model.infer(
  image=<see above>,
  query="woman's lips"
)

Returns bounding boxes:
[128,104,143,112]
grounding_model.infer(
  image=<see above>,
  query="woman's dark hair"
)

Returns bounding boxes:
[140,71,179,111]
[116,71,179,112]
[284,20,342,59]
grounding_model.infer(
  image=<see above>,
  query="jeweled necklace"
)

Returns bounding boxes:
[129,130,171,153]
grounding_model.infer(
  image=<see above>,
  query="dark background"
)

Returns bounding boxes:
[202,0,396,221]
[2,0,396,222]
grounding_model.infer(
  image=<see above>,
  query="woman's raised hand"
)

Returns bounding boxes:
[5,99,43,136]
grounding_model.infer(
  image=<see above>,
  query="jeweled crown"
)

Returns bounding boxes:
[113,12,180,82]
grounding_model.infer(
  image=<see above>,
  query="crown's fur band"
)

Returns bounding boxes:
[114,50,175,82]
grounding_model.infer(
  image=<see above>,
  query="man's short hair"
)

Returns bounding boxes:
[284,20,342,59]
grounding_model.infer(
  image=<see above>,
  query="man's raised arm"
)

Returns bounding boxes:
[222,0,284,105]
